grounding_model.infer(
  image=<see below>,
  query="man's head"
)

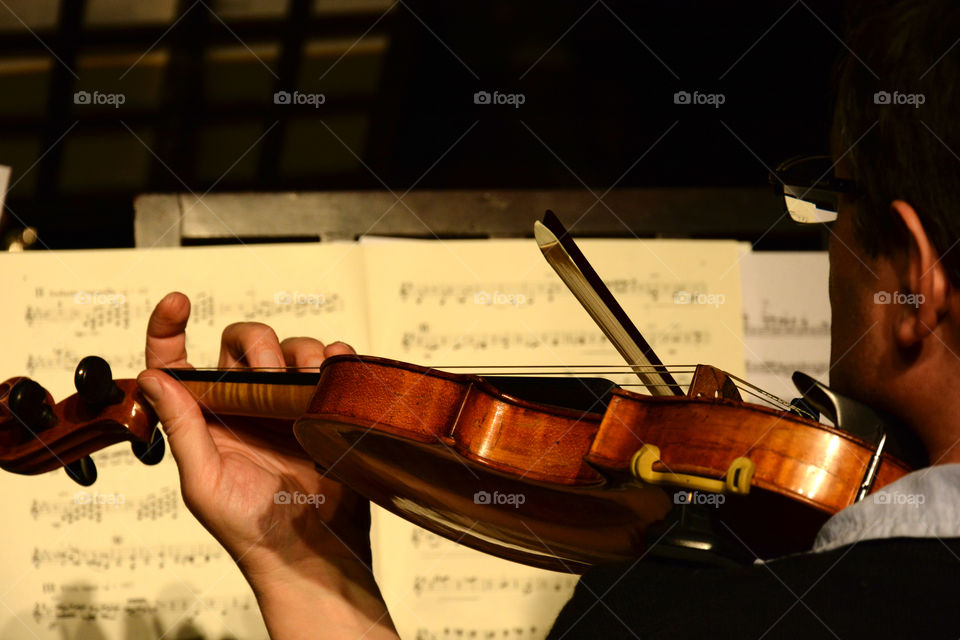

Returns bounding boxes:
[827,0,960,462]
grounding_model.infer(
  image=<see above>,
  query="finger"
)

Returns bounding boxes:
[145,292,194,370]
[325,341,357,357]
[280,337,327,369]
[137,371,221,484]
[219,322,284,369]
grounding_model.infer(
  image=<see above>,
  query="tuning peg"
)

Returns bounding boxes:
[9,379,57,432]
[74,356,123,407]
[65,456,97,486]
[131,427,165,466]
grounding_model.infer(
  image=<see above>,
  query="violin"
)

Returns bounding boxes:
[0,213,929,572]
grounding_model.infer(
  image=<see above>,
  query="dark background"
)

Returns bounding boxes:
[0,0,844,249]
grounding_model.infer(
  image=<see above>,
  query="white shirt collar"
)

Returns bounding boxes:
[812,463,960,552]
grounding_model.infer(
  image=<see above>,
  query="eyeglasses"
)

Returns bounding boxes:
[771,154,859,224]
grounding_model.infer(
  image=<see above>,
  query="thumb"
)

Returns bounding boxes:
[137,371,221,480]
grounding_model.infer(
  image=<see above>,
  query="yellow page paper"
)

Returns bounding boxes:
[361,238,745,640]
[0,243,369,640]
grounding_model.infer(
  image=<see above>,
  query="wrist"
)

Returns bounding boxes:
[241,552,397,640]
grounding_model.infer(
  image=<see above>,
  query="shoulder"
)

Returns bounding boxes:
[549,538,960,639]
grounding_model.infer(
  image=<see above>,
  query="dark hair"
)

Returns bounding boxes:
[835,0,960,283]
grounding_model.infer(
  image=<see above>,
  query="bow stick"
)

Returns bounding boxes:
[534,210,683,396]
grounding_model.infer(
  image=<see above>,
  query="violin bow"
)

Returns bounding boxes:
[534,210,684,397]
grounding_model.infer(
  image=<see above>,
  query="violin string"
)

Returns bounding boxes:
[724,372,811,417]
[185,365,807,416]
[416,364,701,369]
[185,365,702,375]
[186,365,701,369]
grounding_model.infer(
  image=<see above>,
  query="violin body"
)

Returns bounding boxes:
[0,354,914,571]
[587,388,911,558]
[296,356,673,573]
[292,355,910,569]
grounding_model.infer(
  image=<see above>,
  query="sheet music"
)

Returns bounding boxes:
[0,238,765,640]
[0,243,369,640]
[362,238,746,640]
[739,251,831,402]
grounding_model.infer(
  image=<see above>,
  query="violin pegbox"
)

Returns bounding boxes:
[0,356,164,486]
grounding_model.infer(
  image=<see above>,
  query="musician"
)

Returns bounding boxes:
[136,0,960,637]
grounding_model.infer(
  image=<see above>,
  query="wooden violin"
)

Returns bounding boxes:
[0,353,923,572]
[0,212,929,572]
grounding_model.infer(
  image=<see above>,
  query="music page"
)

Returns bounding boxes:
[0,238,748,640]
[740,251,831,402]
[361,238,746,640]
[0,243,369,640]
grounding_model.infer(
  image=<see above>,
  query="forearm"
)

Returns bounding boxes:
[242,555,399,640]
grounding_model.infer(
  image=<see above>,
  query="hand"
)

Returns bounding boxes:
[137,292,397,640]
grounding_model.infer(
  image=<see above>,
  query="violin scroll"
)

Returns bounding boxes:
[0,356,164,485]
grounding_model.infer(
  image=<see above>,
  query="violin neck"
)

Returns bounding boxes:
[160,369,320,420]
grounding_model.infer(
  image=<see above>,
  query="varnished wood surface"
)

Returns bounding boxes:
[588,388,911,515]
[0,355,919,569]
[0,378,157,474]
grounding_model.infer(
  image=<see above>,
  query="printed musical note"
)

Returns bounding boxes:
[744,299,830,338]
[398,278,710,307]
[746,359,829,379]
[30,594,254,628]
[412,574,579,597]
[415,625,542,640]
[31,542,223,571]
[401,323,709,358]
[740,252,831,402]
[23,287,343,335]
[30,486,179,527]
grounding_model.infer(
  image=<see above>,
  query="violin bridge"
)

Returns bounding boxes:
[687,364,742,401]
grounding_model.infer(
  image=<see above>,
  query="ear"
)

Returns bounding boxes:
[891,200,950,346]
